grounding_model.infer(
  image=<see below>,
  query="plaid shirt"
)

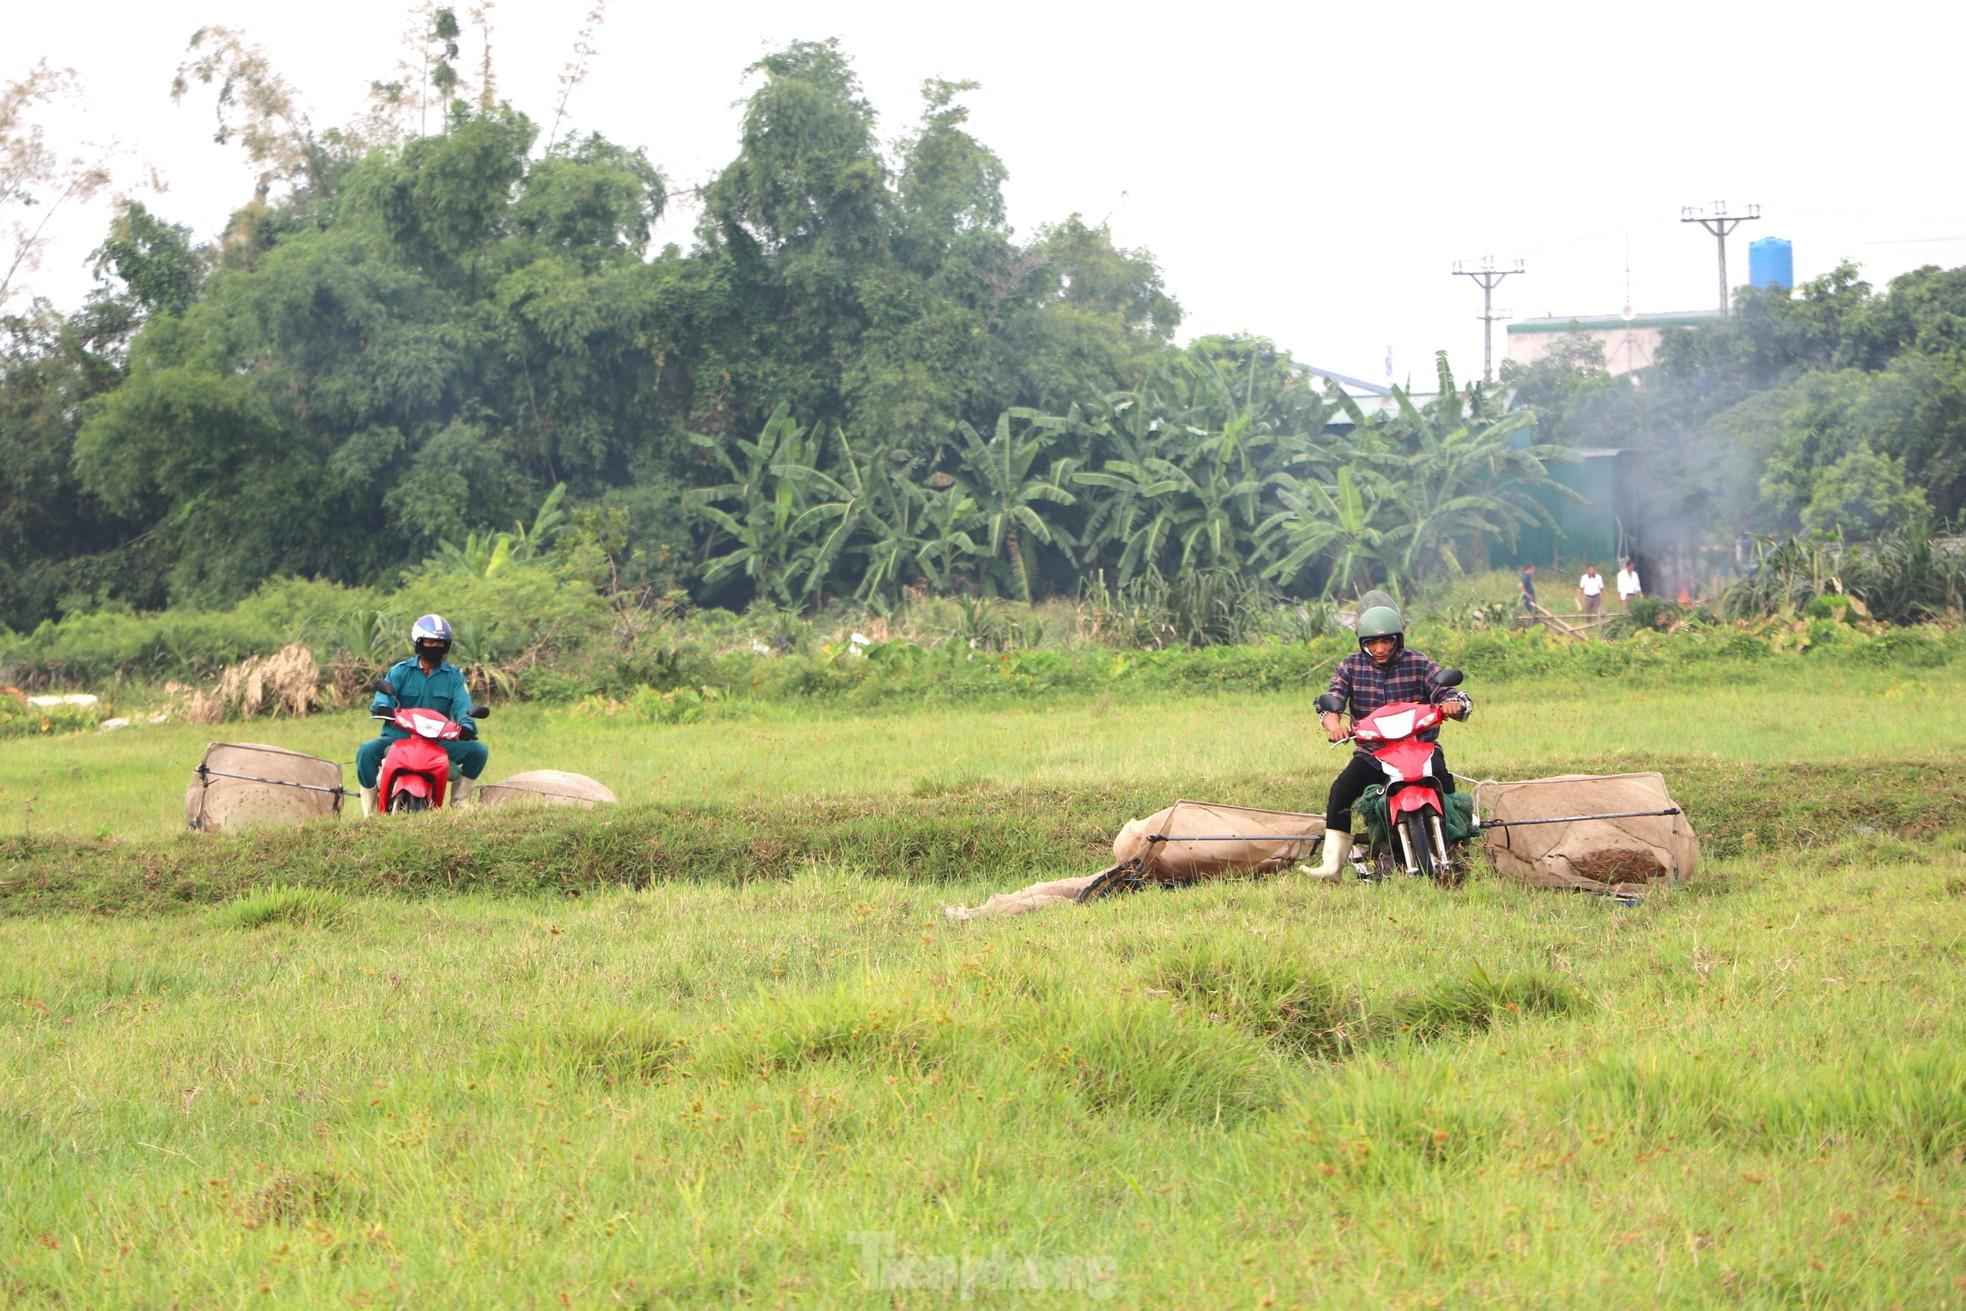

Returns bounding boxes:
[1328,648,1448,719]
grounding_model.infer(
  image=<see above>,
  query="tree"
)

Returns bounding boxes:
[171,27,334,203]
[1,62,115,311]
[90,203,201,320]
[0,297,153,624]
[1751,369,1933,537]
[1798,445,1927,538]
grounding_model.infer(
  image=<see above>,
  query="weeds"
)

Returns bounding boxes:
[1722,524,1966,624]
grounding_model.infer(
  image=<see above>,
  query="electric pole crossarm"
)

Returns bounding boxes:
[1680,201,1760,317]
[1452,257,1525,384]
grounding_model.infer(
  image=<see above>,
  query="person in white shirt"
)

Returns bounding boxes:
[1616,559,1642,608]
[1577,564,1606,618]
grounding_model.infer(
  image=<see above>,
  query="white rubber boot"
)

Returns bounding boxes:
[449,777,476,808]
[358,786,378,818]
[1300,831,1353,880]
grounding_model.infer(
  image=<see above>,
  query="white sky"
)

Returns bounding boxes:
[10,0,1964,385]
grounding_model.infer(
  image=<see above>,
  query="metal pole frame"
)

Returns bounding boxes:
[1141,806,1682,844]
[195,763,353,798]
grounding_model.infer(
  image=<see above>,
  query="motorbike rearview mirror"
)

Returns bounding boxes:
[1314,692,1347,715]
[470,706,489,720]
[372,677,398,697]
[1431,668,1464,688]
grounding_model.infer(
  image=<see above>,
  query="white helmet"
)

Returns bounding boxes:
[411,614,453,659]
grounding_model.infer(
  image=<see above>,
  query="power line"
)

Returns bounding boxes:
[1680,200,1759,317]
[1451,256,1524,384]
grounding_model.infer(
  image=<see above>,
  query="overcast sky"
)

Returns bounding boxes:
[11,0,1963,385]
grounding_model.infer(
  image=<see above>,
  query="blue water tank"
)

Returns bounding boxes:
[1749,237,1793,290]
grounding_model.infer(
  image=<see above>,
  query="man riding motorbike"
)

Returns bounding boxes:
[1305,605,1469,878]
[355,614,488,817]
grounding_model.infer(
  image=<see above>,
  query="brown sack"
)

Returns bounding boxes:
[185,742,345,833]
[476,770,618,809]
[1113,799,1324,883]
[943,798,1325,922]
[943,875,1102,922]
[1474,772,1697,896]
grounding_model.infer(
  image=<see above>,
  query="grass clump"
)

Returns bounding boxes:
[215,883,346,930]
[502,1008,690,1087]
[700,977,962,1077]
[1139,938,1356,1059]
[240,1169,365,1230]
[1387,965,1583,1041]
[1026,991,1282,1122]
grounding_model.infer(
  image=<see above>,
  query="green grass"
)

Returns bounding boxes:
[5,658,1961,843]
[1,857,1961,1306]
[1,651,1961,1305]
[7,753,1966,917]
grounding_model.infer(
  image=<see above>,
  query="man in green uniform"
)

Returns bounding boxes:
[355,614,488,816]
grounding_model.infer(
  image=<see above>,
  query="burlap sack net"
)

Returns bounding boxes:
[944,776,1700,920]
[945,799,1323,921]
[476,770,618,809]
[1472,771,1698,897]
[185,742,345,833]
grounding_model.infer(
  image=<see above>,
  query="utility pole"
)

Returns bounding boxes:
[1680,201,1759,318]
[1452,257,1524,384]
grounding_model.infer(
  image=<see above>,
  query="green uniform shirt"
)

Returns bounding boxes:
[372,657,478,739]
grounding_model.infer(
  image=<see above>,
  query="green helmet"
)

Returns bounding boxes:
[1356,605,1405,658]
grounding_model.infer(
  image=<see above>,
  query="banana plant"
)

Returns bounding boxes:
[851,471,930,602]
[773,425,931,604]
[954,409,1078,603]
[914,483,984,592]
[770,424,880,604]
[1258,463,1394,597]
[1072,455,1187,584]
[508,482,567,560]
[1365,352,1570,581]
[685,404,825,606]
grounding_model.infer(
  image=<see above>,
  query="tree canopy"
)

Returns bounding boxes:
[3,32,1955,634]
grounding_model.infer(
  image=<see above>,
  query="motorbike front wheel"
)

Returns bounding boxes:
[388,789,431,815]
[1400,811,1438,880]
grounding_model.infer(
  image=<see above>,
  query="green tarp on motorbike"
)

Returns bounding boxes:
[1357,784,1476,852]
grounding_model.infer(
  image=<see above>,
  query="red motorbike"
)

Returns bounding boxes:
[372,678,487,814]
[1317,669,1467,881]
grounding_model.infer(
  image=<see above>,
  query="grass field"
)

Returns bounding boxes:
[7,660,1962,842]
[4,654,1964,1306]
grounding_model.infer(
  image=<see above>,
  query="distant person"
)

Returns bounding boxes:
[1519,564,1537,615]
[1578,564,1605,619]
[1617,558,1642,609]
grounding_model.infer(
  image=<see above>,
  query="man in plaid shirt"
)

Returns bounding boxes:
[1305,605,1468,878]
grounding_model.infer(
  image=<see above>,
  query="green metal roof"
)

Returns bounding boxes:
[1507,311,1720,334]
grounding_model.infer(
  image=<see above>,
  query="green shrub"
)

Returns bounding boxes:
[0,695,104,739]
